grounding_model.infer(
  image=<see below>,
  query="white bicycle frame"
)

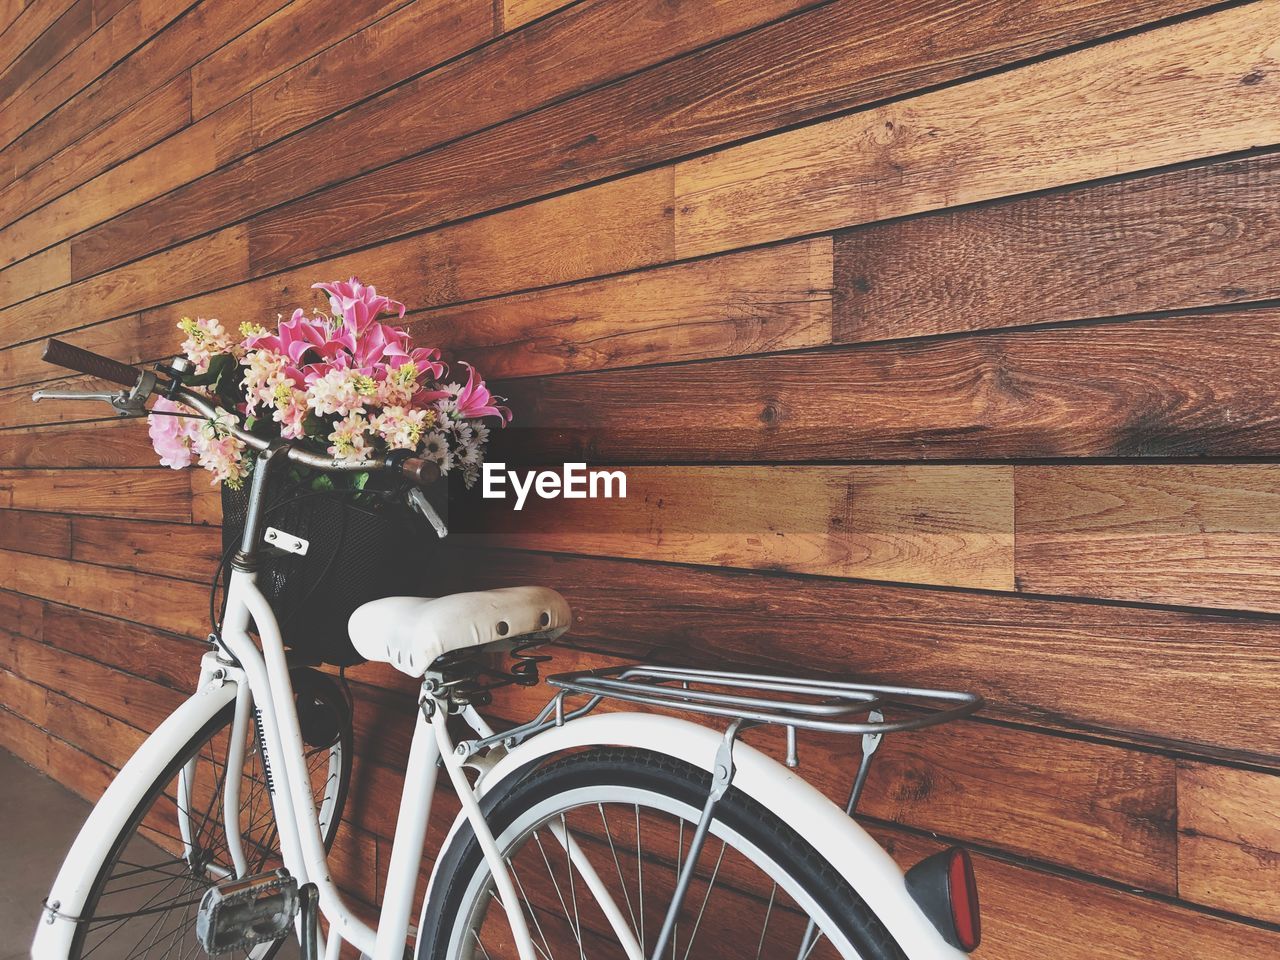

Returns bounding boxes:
[33,563,966,960]
[33,474,963,960]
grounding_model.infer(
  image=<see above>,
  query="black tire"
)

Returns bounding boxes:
[419,747,906,960]
[68,695,351,960]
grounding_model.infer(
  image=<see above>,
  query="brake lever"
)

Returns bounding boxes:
[408,486,449,539]
[32,370,158,418]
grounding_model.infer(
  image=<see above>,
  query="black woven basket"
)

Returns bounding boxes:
[220,476,431,666]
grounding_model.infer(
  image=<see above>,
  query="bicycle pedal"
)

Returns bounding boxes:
[195,868,300,955]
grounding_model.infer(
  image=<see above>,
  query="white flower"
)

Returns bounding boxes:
[420,430,451,474]
[327,413,373,462]
[308,368,374,417]
[370,405,432,451]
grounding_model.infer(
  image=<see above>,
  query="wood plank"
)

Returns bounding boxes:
[0,244,70,310]
[485,647,1177,891]
[417,239,832,378]
[0,167,671,393]
[6,166,669,360]
[190,0,412,120]
[71,515,221,579]
[674,2,1280,258]
[0,224,248,351]
[0,508,71,558]
[501,0,572,30]
[0,630,186,731]
[0,666,147,770]
[0,588,44,640]
[1178,762,1280,922]
[248,0,493,146]
[42,601,207,690]
[243,0,1217,280]
[439,548,1280,760]
[462,464,1014,590]
[0,468,189,520]
[0,419,158,469]
[503,310,1280,462]
[835,152,1280,343]
[0,0,288,184]
[1016,465,1280,612]
[77,0,818,279]
[0,0,93,111]
[0,93,251,267]
[0,0,191,159]
[0,0,78,78]
[0,548,207,636]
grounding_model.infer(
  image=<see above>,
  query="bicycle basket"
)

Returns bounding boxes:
[219,476,434,666]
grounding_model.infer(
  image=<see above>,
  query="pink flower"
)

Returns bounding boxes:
[147,397,201,469]
[451,363,511,425]
[312,278,405,334]
[246,309,355,366]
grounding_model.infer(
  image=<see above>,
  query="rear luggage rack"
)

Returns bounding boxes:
[544,664,981,734]
[473,664,983,960]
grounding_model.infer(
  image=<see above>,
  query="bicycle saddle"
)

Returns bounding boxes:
[347,587,571,677]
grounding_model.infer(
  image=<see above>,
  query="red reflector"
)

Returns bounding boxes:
[948,848,981,951]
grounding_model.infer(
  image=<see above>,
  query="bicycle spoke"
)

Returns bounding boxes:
[756,884,778,960]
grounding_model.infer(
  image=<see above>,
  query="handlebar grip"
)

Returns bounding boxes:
[399,457,440,486]
[43,339,142,388]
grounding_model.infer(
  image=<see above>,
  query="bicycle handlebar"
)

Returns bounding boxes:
[43,338,145,388]
[39,339,441,487]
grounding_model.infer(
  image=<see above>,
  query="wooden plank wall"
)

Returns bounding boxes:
[3,0,1280,954]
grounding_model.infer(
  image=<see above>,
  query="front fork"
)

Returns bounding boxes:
[177,653,253,881]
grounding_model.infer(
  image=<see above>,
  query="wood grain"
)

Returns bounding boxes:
[0,225,248,351]
[504,310,1280,461]
[75,0,813,282]
[0,468,190,520]
[0,244,70,310]
[71,515,222,579]
[0,93,251,267]
[0,509,71,558]
[414,239,832,378]
[1178,762,1280,922]
[0,71,194,233]
[674,2,1280,257]
[247,0,493,146]
[836,152,1280,343]
[501,0,573,30]
[0,420,158,469]
[0,0,288,184]
[190,0,411,120]
[242,0,1220,283]
[463,464,1015,590]
[0,548,207,636]
[0,0,189,162]
[438,549,1280,760]
[1016,465,1280,612]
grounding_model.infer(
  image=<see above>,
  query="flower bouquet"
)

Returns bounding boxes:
[146,278,510,665]
[148,277,510,491]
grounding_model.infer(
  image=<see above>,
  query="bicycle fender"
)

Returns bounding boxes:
[31,678,239,959]
[418,711,967,960]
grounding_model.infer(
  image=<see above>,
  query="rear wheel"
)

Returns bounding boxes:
[420,748,905,960]
[68,680,351,960]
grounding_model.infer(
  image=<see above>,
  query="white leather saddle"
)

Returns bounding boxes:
[347,587,571,677]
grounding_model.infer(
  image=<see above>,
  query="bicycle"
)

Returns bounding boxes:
[29,338,985,960]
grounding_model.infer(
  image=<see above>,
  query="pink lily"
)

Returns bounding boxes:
[312,278,405,334]
[453,363,511,425]
[247,309,355,366]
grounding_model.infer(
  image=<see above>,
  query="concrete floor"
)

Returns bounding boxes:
[0,748,90,958]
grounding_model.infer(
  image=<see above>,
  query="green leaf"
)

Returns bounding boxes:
[352,471,370,492]
[310,474,334,493]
